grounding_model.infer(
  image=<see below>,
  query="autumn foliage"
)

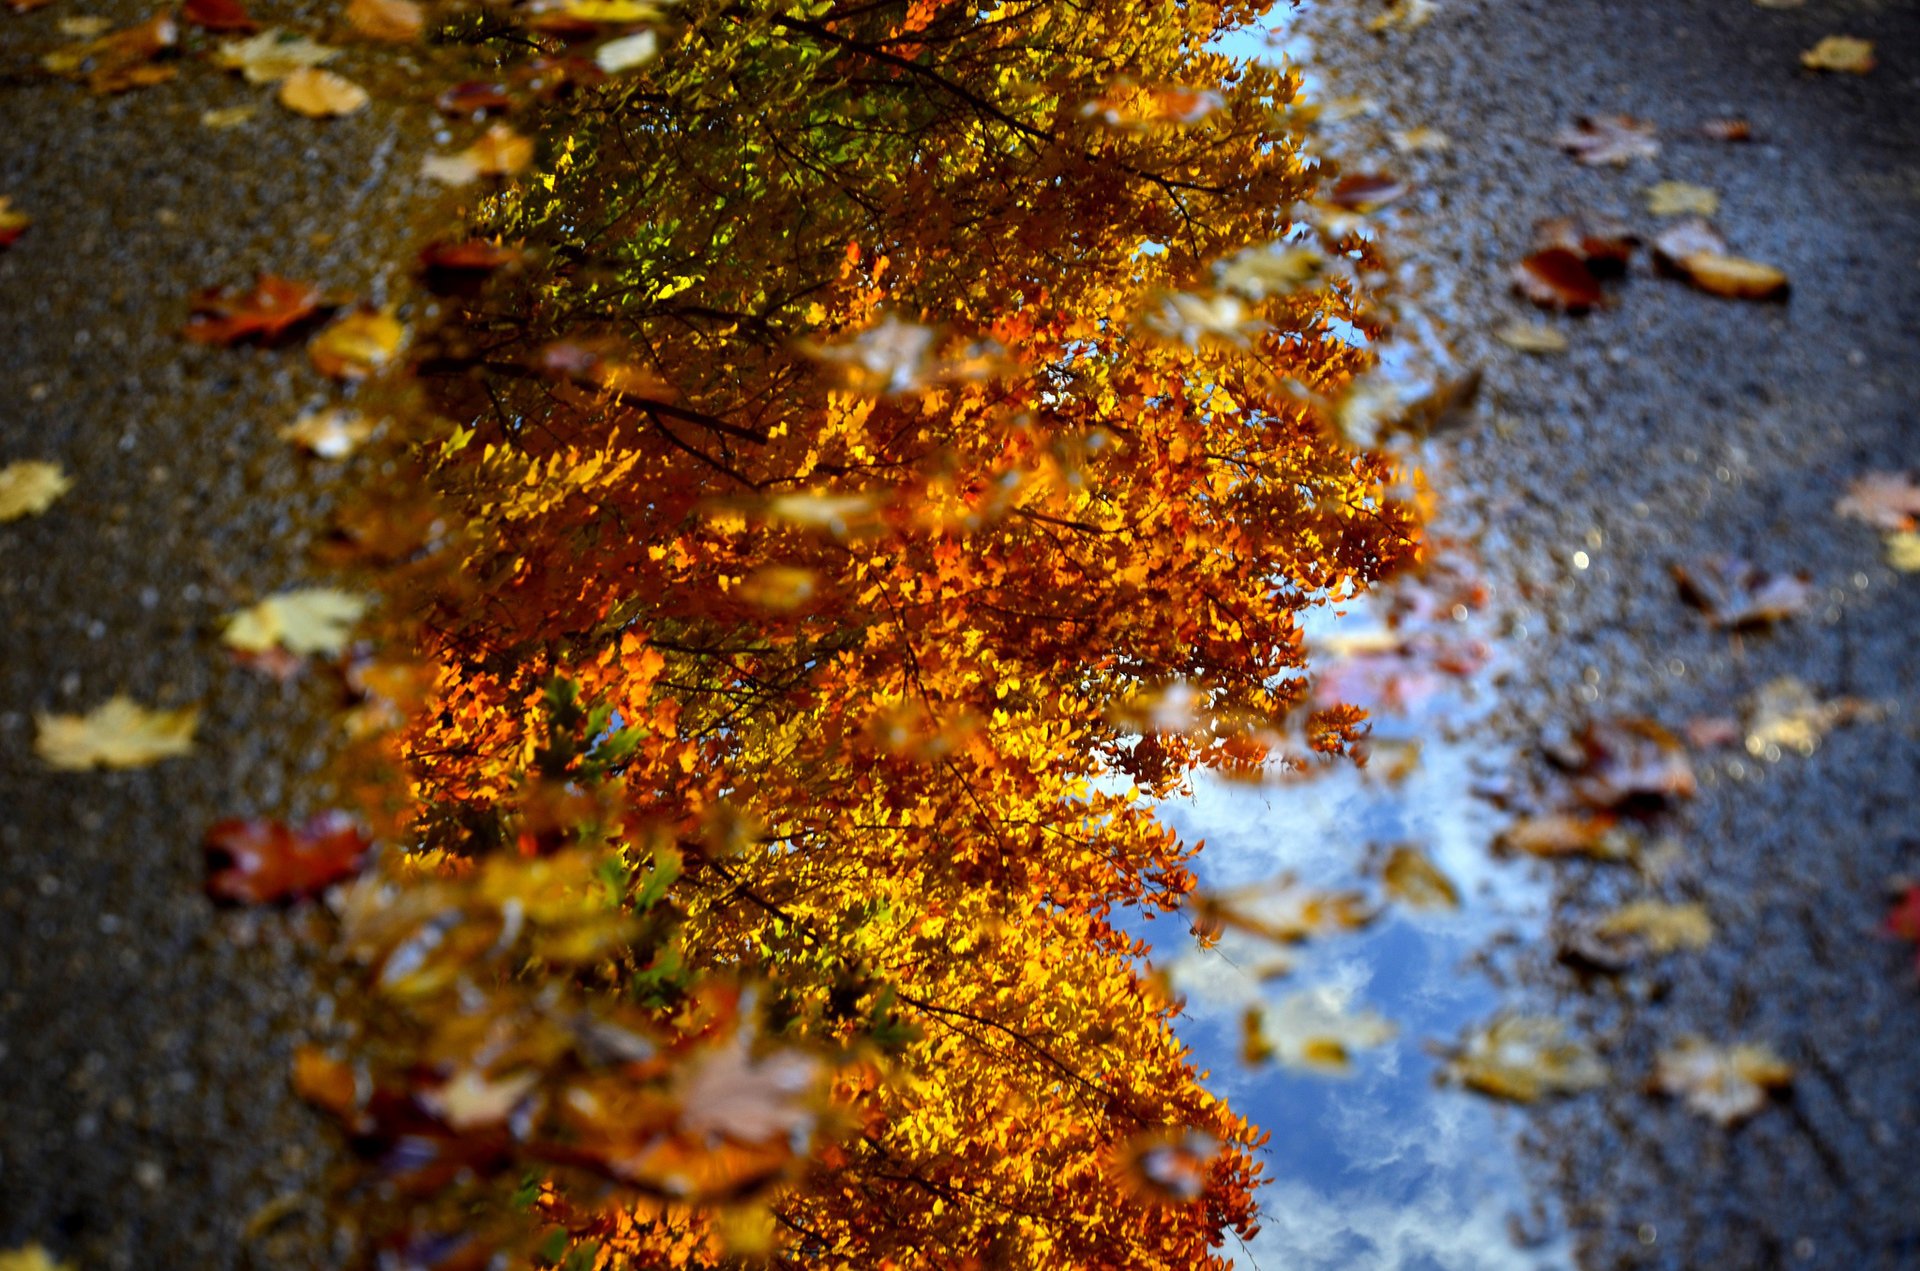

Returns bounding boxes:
[313,0,1419,1264]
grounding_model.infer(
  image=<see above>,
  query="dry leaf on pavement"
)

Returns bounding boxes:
[223,587,369,655]
[279,67,368,116]
[1670,556,1814,627]
[1495,321,1568,354]
[1836,471,1920,531]
[1650,1038,1792,1126]
[1888,530,1920,572]
[281,408,375,458]
[1645,181,1718,216]
[0,460,72,521]
[421,124,534,185]
[0,197,29,248]
[345,0,423,41]
[1556,114,1658,166]
[214,29,339,83]
[1801,36,1874,74]
[1442,1016,1608,1102]
[35,696,199,769]
[309,307,405,379]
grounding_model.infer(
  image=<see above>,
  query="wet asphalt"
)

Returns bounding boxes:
[0,1,450,1263]
[1298,0,1920,1267]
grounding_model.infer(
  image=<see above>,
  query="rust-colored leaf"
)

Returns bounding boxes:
[205,811,371,903]
[1327,172,1409,211]
[420,238,523,274]
[436,81,515,116]
[1512,248,1604,311]
[183,0,256,33]
[184,273,327,345]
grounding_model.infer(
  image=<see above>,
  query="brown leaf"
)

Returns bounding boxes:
[345,0,424,42]
[1532,212,1637,272]
[1327,172,1410,211]
[1836,471,1920,531]
[1700,117,1752,142]
[1566,718,1697,807]
[419,238,522,274]
[309,307,405,379]
[42,12,178,94]
[1671,556,1814,627]
[1499,812,1633,861]
[1381,845,1460,909]
[1801,36,1874,74]
[435,81,514,115]
[278,66,369,117]
[183,0,256,32]
[205,811,370,902]
[1556,114,1659,166]
[184,273,327,345]
[1512,248,1604,311]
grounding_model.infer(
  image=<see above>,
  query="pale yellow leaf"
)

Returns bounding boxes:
[200,105,257,129]
[1495,321,1568,354]
[1887,529,1920,572]
[214,29,339,84]
[222,588,369,655]
[280,408,375,458]
[0,460,72,521]
[35,696,198,770]
[595,29,659,74]
[0,1245,75,1271]
[1444,1015,1607,1102]
[1651,1038,1792,1126]
[278,67,368,117]
[1389,126,1450,153]
[1801,36,1874,73]
[1644,180,1719,217]
[1593,900,1714,954]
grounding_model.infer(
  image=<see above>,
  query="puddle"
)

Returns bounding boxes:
[1131,587,1573,1270]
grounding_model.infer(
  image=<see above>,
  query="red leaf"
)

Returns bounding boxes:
[436,81,514,116]
[1327,172,1410,211]
[420,238,523,273]
[205,811,370,902]
[1532,213,1636,273]
[184,273,328,345]
[183,0,257,32]
[1887,886,1920,976]
[1512,248,1604,311]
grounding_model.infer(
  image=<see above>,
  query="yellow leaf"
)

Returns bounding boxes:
[1651,1038,1792,1126]
[1592,900,1714,954]
[280,408,375,458]
[1494,321,1568,354]
[0,460,72,521]
[1887,529,1920,572]
[422,124,534,185]
[200,105,257,129]
[1381,845,1459,909]
[223,588,369,655]
[1801,35,1874,73]
[214,29,339,84]
[1443,1016,1607,1102]
[0,1245,75,1271]
[1388,126,1450,153]
[1644,180,1719,217]
[309,307,405,380]
[278,67,369,117]
[596,29,659,74]
[0,195,31,239]
[345,0,424,42]
[35,696,198,769]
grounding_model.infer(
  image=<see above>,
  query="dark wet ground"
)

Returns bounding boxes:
[0,3,450,1263]
[1290,0,1920,1267]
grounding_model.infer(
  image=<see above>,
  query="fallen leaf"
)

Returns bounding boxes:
[1671,556,1814,627]
[1566,718,1697,806]
[345,0,423,42]
[308,307,405,379]
[1593,900,1714,954]
[436,81,514,115]
[1888,529,1920,572]
[57,15,113,37]
[214,29,339,83]
[1683,715,1742,749]
[223,587,369,655]
[1381,844,1460,909]
[1650,216,1727,268]
[278,67,369,116]
[1886,885,1920,976]
[419,238,522,274]
[595,29,659,74]
[41,12,178,93]
[182,0,255,32]
[1801,36,1874,74]
[1190,876,1378,945]
[184,273,327,345]
[1442,1016,1608,1102]
[1366,0,1433,32]
[1389,126,1450,153]
[1512,248,1604,311]
[1675,252,1790,301]
[35,696,198,769]
[1533,212,1637,271]
[419,1068,538,1130]
[1700,117,1752,142]
[0,460,72,521]
[676,1035,821,1144]
[1837,471,1920,531]
[205,811,371,902]
[0,197,29,248]
[1556,114,1658,166]
[1327,172,1410,211]
[1744,675,1877,756]
[1499,812,1633,861]
[200,105,257,129]
[1645,180,1719,216]
[1650,1038,1792,1126]
[0,1246,74,1271]
[1247,988,1396,1073]
[421,123,534,185]
[1495,320,1568,354]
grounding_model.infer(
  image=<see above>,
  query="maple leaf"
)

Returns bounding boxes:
[205,811,371,902]
[309,307,406,379]
[0,196,31,248]
[1645,181,1718,217]
[1556,114,1658,166]
[421,124,535,185]
[345,0,424,42]
[596,30,660,74]
[1670,556,1814,627]
[0,1246,74,1271]
[182,0,256,32]
[279,67,370,117]
[1442,1016,1608,1102]
[1381,844,1459,909]
[1886,886,1920,975]
[183,273,326,345]
[223,587,369,655]
[1495,320,1568,354]
[1836,471,1920,531]
[1802,36,1874,73]
[0,460,72,521]
[280,408,375,458]
[35,696,198,769]
[213,29,340,84]
[1650,1038,1792,1126]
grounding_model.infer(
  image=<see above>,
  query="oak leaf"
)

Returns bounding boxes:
[35,696,198,769]
[223,587,369,655]
[183,273,326,345]
[1649,1038,1792,1126]
[279,67,369,117]
[0,460,72,521]
[206,812,370,902]
[1556,114,1658,166]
